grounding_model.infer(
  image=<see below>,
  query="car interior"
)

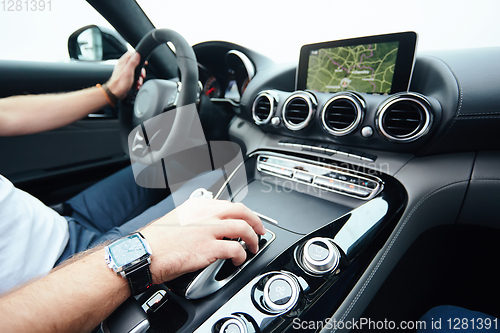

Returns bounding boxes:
[1,0,499,332]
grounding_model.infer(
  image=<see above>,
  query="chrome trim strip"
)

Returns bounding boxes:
[214,161,245,200]
[87,113,114,118]
[254,211,279,225]
[406,33,419,92]
[130,320,150,333]
[210,98,239,107]
[226,49,256,80]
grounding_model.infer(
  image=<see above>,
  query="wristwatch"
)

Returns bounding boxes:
[105,232,153,296]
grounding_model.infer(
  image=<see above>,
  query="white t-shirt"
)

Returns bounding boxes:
[0,174,69,294]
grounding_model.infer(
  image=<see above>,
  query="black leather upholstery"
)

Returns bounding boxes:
[419,48,500,154]
[126,262,152,296]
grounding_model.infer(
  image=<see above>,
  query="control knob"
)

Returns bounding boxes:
[218,316,251,333]
[302,237,340,274]
[262,273,300,313]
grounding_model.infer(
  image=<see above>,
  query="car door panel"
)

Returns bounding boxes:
[0,60,114,97]
[0,60,128,202]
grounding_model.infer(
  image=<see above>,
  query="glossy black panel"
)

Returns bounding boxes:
[144,152,407,333]
[193,170,406,332]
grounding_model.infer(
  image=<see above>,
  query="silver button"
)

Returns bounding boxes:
[361,126,374,138]
[219,317,247,333]
[262,274,300,313]
[302,238,340,274]
[311,146,326,152]
[294,172,313,183]
[347,153,362,159]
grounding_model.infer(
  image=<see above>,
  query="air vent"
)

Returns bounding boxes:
[321,94,364,136]
[282,92,316,131]
[252,91,275,125]
[377,93,433,142]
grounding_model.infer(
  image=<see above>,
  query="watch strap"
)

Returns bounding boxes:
[125,261,153,296]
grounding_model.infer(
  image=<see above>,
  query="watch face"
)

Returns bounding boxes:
[109,234,148,267]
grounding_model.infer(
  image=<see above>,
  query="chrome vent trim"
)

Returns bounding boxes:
[376,93,433,143]
[282,91,316,131]
[252,91,276,125]
[321,93,364,136]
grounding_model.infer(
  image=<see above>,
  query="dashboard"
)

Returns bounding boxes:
[117,36,500,333]
[194,39,500,157]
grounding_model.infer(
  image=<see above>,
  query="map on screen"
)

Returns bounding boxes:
[306,41,399,94]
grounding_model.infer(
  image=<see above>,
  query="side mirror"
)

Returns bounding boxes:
[68,25,128,61]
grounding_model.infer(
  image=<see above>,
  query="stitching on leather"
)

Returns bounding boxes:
[392,156,416,176]
[472,179,500,182]
[333,181,468,332]
[422,56,463,153]
[456,116,500,120]
[453,68,464,116]
[459,111,500,116]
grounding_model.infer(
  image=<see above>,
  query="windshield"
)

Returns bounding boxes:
[138,0,500,63]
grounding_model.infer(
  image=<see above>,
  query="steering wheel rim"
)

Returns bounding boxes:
[120,29,199,165]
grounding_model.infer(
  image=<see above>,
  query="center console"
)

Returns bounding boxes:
[190,151,406,332]
[107,149,407,333]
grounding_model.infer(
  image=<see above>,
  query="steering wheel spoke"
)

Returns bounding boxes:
[119,29,199,165]
[133,79,179,127]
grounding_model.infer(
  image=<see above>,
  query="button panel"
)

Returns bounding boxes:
[257,154,382,200]
[278,140,377,162]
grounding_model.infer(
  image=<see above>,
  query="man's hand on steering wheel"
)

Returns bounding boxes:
[106,51,147,99]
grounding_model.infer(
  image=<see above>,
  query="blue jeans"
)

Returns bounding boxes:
[419,305,500,332]
[55,165,223,265]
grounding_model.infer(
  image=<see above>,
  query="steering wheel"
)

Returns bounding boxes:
[120,29,199,166]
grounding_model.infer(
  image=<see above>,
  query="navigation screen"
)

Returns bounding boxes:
[297,32,417,94]
[306,42,399,94]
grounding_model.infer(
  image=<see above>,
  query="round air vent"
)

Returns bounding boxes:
[252,91,276,125]
[282,92,317,131]
[376,93,433,143]
[321,93,364,136]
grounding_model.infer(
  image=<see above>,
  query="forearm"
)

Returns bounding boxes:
[0,199,265,333]
[0,248,130,333]
[0,87,109,136]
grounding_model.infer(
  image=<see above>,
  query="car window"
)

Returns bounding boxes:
[0,0,114,62]
[137,0,500,63]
